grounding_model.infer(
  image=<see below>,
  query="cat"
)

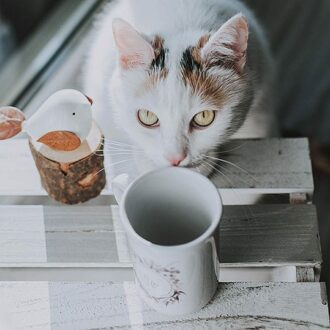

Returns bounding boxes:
[83,0,275,177]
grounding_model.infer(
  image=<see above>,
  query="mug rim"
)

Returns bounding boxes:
[119,167,222,250]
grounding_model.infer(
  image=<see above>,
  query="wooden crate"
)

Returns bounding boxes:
[0,137,328,327]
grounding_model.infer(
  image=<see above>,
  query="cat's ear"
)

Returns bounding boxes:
[201,14,248,73]
[112,18,155,70]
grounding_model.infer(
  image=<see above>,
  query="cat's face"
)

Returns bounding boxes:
[110,15,251,172]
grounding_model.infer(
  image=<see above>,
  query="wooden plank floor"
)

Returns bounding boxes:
[0,205,321,281]
[0,282,328,329]
[0,138,313,198]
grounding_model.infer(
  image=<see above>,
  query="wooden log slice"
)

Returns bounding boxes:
[29,122,106,204]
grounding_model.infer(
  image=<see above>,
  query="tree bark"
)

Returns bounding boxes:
[29,127,106,204]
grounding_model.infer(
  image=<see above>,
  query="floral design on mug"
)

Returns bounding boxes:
[133,253,185,306]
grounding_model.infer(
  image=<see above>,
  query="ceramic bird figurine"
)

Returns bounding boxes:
[0,89,93,151]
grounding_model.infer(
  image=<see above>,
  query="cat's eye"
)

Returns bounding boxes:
[137,109,159,127]
[192,110,215,128]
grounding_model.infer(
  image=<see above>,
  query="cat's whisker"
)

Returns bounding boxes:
[204,155,257,183]
[101,146,143,153]
[105,158,135,167]
[103,153,142,158]
[202,159,236,189]
[102,138,141,149]
[215,142,247,154]
[101,147,142,153]
[201,160,256,220]
[103,148,143,154]
[102,144,142,152]
[103,141,133,146]
[99,143,139,152]
[92,153,106,157]
[90,167,106,179]
[102,137,133,144]
[92,149,108,157]
[91,161,135,180]
[206,158,255,187]
[101,146,124,151]
[103,150,145,156]
[92,147,136,161]
[94,152,136,157]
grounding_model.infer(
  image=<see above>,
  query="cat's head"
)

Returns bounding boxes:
[110,14,251,171]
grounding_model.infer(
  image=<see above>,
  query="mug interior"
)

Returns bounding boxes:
[124,168,221,246]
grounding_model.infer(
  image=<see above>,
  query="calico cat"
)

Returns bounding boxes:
[84,0,274,176]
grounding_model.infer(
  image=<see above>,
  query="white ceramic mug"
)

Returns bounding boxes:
[111,167,222,315]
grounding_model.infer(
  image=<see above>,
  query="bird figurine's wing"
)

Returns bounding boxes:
[0,107,26,140]
[37,131,81,151]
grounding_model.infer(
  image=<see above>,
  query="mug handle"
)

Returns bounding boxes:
[111,173,130,205]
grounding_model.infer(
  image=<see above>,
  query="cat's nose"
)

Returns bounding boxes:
[168,154,186,166]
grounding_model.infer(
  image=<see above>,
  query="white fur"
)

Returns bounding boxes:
[84,0,274,176]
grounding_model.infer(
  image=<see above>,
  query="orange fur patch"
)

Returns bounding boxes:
[180,34,229,108]
[183,71,227,108]
[191,35,210,64]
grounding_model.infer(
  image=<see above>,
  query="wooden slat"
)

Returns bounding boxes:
[212,138,313,192]
[0,282,328,329]
[0,205,321,281]
[0,138,313,199]
[220,204,321,264]
[0,140,43,196]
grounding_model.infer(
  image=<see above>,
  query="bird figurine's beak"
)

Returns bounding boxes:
[37,131,81,151]
[85,95,93,106]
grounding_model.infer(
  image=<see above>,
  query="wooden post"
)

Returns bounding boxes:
[29,122,106,204]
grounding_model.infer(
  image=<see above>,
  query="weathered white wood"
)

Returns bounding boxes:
[0,206,47,262]
[0,138,313,199]
[0,282,51,330]
[0,266,298,283]
[0,282,328,329]
[220,204,321,265]
[0,139,44,195]
[0,205,321,281]
[211,138,313,193]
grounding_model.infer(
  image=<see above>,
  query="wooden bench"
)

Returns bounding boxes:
[0,137,329,328]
